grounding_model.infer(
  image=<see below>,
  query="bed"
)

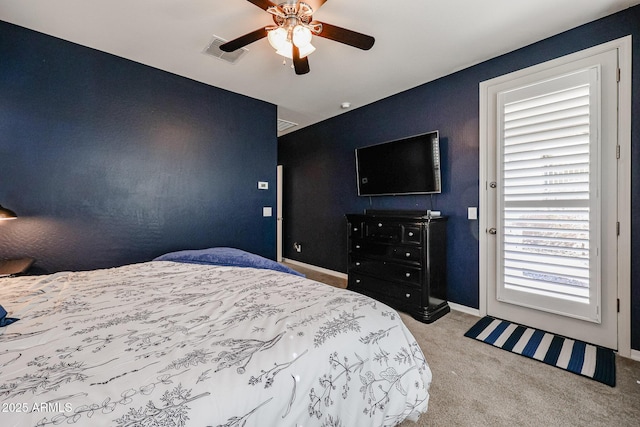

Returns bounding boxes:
[0,248,431,426]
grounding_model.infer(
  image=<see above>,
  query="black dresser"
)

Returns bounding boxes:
[346,211,449,323]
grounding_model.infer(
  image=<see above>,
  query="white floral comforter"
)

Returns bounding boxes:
[0,261,431,426]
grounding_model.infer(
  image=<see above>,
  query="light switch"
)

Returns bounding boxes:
[258,181,269,190]
[468,207,478,220]
[263,207,273,217]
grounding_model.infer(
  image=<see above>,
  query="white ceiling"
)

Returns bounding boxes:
[1,0,638,135]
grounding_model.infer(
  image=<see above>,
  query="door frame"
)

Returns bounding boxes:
[479,36,632,357]
[277,165,283,262]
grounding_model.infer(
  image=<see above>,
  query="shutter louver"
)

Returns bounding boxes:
[501,78,592,303]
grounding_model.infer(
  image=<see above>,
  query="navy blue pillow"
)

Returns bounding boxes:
[153,247,304,277]
[0,304,19,327]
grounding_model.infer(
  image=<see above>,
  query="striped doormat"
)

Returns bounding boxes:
[464,316,616,386]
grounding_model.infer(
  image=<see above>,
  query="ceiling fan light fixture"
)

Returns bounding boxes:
[299,42,315,58]
[271,23,315,59]
[292,25,312,48]
[267,27,288,51]
[221,0,375,74]
[276,41,315,59]
[275,41,293,59]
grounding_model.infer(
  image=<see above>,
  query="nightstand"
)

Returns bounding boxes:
[0,257,35,277]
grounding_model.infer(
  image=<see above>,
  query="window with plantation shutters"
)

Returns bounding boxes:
[496,67,601,322]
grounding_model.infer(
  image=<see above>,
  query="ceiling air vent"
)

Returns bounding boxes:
[277,119,298,132]
[204,36,247,64]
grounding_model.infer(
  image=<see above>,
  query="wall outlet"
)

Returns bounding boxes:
[263,207,272,217]
[258,181,268,190]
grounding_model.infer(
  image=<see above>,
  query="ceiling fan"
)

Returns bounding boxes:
[220,0,375,75]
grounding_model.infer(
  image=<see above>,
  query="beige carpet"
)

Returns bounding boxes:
[398,311,640,426]
[285,262,640,426]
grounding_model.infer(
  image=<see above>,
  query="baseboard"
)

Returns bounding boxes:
[282,258,348,280]
[449,302,481,317]
[631,349,640,362]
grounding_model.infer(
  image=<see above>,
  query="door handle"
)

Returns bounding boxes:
[488,228,497,235]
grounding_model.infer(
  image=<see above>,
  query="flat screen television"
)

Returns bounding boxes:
[356,131,441,196]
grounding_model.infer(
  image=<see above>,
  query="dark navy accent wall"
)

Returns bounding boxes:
[0,21,277,272]
[278,6,640,350]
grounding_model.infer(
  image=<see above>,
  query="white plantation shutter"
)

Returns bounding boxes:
[496,67,601,321]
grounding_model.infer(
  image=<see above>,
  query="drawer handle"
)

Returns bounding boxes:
[408,231,414,237]
[405,293,411,298]
[405,252,411,257]
[355,262,361,266]
[405,273,411,278]
[356,279,361,284]
[355,245,361,249]
[378,223,383,227]
[354,227,359,232]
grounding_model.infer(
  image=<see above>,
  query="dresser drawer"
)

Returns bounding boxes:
[349,273,421,308]
[390,246,422,262]
[351,240,423,264]
[402,226,422,244]
[350,257,421,286]
[350,239,388,257]
[364,220,401,242]
[349,221,364,239]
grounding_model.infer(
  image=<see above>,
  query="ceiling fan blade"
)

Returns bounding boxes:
[220,28,268,52]
[245,0,276,11]
[304,0,328,11]
[292,45,310,75]
[313,21,375,50]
